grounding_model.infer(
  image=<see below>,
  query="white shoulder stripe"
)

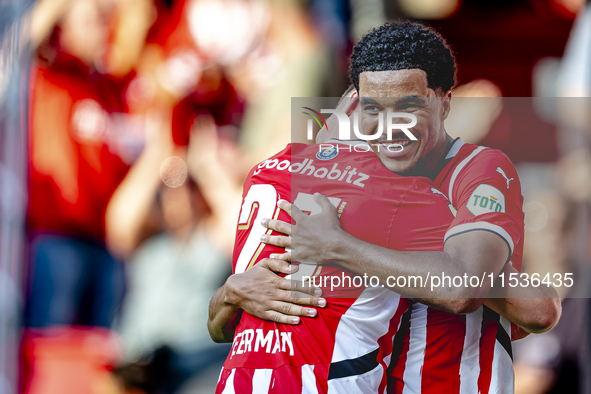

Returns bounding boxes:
[448,146,486,203]
[444,222,515,255]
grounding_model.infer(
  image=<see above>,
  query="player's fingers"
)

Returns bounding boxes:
[278,277,323,297]
[278,200,305,221]
[265,311,301,325]
[284,292,328,308]
[290,202,305,220]
[289,291,321,301]
[292,279,323,297]
[313,193,336,214]
[277,199,292,216]
[269,301,319,318]
[261,234,291,248]
[261,218,291,236]
[270,252,292,262]
[259,257,294,275]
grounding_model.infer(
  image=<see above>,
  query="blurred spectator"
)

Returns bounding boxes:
[23,0,148,392]
[26,0,126,329]
[233,0,331,168]
[108,115,240,393]
[537,5,591,393]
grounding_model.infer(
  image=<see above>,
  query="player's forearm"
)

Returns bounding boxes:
[484,270,561,333]
[208,284,242,343]
[331,231,486,313]
[485,297,561,333]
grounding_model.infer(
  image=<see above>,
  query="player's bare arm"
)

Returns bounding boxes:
[260,195,498,313]
[260,191,561,333]
[208,285,243,343]
[484,264,561,334]
[261,196,560,328]
[207,258,326,342]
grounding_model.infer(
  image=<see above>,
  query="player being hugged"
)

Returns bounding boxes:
[212,138,456,393]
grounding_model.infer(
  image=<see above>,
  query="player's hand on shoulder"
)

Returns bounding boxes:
[224,258,327,325]
[261,194,345,264]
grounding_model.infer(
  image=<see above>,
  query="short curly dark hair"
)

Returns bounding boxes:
[350,22,457,94]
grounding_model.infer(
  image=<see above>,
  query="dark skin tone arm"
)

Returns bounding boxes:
[207,258,327,343]
[260,195,560,329]
[207,259,560,342]
[262,195,506,313]
[484,264,561,335]
[208,285,243,343]
[207,195,560,342]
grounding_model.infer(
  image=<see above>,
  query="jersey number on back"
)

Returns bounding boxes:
[235,185,343,274]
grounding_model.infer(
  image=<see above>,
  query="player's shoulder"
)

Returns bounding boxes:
[458,144,520,192]
[443,141,519,189]
[455,142,516,170]
[448,142,522,212]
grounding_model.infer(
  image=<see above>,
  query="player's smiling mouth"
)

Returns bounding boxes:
[376,131,420,158]
[379,139,413,148]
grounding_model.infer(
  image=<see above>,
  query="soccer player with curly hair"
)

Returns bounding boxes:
[209,22,561,394]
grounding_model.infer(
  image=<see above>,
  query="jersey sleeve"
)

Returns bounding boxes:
[387,179,455,252]
[445,149,524,262]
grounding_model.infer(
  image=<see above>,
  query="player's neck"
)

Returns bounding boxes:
[422,133,455,179]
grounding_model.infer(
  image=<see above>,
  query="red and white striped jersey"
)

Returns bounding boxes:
[217,142,454,394]
[389,139,524,394]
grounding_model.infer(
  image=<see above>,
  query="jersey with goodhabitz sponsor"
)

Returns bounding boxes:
[217,142,453,393]
[389,139,524,394]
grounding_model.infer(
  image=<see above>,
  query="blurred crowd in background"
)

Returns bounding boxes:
[0,0,590,393]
